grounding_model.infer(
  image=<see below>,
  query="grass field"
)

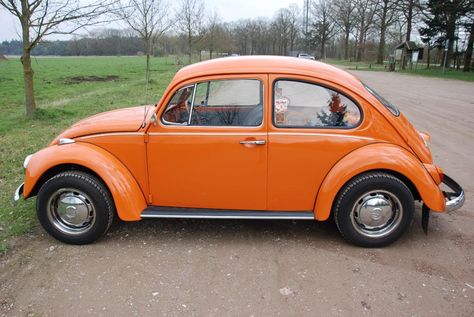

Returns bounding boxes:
[325,58,474,81]
[0,56,179,252]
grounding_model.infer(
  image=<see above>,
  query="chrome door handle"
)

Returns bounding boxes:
[239,140,266,145]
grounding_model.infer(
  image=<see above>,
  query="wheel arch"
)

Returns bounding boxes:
[24,142,147,221]
[313,143,445,221]
[30,164,103,197]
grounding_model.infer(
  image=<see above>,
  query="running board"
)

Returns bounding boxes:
[141,206,315,220]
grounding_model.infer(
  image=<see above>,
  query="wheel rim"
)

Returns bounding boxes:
[350,190,403,238]
[47,188,96,235]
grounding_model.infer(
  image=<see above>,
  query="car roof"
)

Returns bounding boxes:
[173,56,365,92]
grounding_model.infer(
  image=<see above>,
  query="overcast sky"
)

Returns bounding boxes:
[0,0,302,41]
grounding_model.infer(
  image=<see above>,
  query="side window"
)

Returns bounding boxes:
[162,85,195,125]
[190,79,263,126]
[273,80,361,128]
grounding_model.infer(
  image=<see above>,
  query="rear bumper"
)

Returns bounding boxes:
[442,175,465,212]
[13,183,24,203]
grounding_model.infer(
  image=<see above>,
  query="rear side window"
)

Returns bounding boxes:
[273,80,361,128]
[364,85,400,116]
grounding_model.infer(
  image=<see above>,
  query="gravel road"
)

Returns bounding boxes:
[1,71,473,317]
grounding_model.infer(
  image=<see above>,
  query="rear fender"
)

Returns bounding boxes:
[24,142,147,221]
[313,143,445,221]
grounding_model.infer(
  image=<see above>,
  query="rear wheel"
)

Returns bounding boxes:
[333,172,414,247]
[36,171,115,244]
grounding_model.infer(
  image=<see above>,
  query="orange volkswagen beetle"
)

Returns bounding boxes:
[14,56,465,247]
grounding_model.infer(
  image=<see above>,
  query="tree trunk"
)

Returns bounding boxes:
[187,28,192,64]
[463,23,474,72]
[357,20,365,61]
[145,39,151,83]
[406,0,413,42]
[20,2,36,118]
[377,4,388,65]
[22,50,36,117]
[146,53,151,83]
[344,29,350,60]
[445,21,456,69]
[426,44,431,69]
[377,24,387,64]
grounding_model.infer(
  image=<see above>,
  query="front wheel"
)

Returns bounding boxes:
[36,171,115,245]
[333,172,414,247]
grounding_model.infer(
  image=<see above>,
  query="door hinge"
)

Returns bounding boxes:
[144,134,149,143]
[148,193,153,203]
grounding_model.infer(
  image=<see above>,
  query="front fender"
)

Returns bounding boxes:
[313,143,445,221]
[24,142,147,221]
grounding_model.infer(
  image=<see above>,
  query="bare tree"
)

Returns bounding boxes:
[176,0,204,64]
[287,4,301,53]
[274,9,290,55]
[333,0,357,60]
[203,10,231,58]
[399,0,419,42]
[375,0,399,64]
[0,0,115,117]
[115,0,173,83]
[311,0,336,59]
[353,0,380,61]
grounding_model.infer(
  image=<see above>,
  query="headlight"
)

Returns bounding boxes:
[23,154,33,169]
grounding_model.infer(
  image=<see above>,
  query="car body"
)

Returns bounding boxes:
[14,56,464,247]
[297,53,315,60]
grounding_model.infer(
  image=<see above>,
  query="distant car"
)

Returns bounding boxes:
[297,53,315,60]
[230,53,240,57]
[14,56,464,247]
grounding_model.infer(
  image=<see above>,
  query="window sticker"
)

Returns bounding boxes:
[275,97,289,113]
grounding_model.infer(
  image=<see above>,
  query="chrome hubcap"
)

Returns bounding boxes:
[351,190,402,238]
[47,189,95,235]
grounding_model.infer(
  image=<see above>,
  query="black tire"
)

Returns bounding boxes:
[333,172,414,247]
[36,171,115,245]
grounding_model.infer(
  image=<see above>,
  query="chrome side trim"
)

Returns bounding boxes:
[77,132,145,140]
[149,132,267,136]
[13,183,24,203]
[269,132,374,140]
[147,132,373,140]
[141,207,315,220]
[59,138,75,145]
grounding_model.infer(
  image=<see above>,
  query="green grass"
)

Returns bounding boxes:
[323,59,387,71]
[0,56,179,253]
[399,67,474,81]
[324,58,474,81]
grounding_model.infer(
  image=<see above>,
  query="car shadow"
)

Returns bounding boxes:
[106,216,344,248]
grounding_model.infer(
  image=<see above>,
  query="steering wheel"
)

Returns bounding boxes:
[285,111,309,126]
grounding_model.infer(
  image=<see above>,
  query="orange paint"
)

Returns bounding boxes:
[22,56,449,221]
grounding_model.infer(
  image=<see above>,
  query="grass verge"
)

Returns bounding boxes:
[324,59,474,81]
[0,56,178,253]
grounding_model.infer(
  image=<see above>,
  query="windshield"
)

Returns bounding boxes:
[364,84,400,116]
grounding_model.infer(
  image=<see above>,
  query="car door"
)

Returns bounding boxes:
[147,74,268,210]
[267,74,373,211]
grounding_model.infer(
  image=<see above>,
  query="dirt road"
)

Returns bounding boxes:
[1,71,473,317]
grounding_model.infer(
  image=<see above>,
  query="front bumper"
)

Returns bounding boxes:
[13,183,24,203]
[442,175,465,212]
